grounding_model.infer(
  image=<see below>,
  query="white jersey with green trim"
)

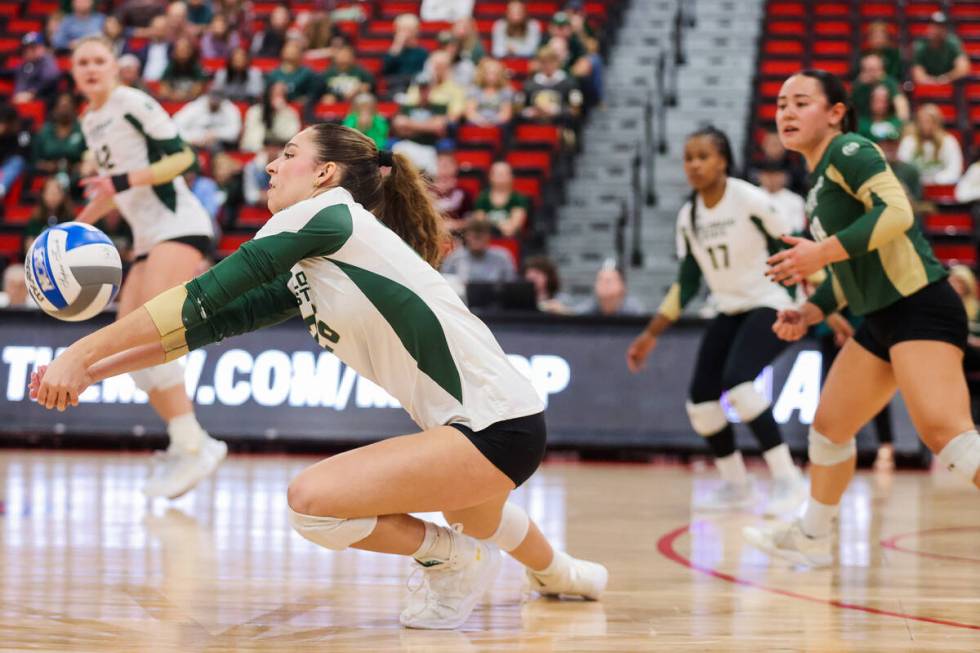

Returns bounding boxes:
[255,187,545,431]
[676,177,796,314]
[80,86,212,256]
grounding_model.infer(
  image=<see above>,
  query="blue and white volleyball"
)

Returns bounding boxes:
[25,222,122,322]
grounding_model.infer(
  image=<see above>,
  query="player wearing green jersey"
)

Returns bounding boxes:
[743,70,980,568]
[30,123,606,629]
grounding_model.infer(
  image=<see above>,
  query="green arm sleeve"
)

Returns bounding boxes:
[657,252,702,320]
[809,269,847,316]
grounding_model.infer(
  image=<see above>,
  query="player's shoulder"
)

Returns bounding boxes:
[728,177,769,202]
[676,199,693,226]
[257,188,356,238]
[112,85,156,109]
[827,132,885,175]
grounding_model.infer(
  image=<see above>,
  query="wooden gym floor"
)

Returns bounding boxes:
[0,450,977,652]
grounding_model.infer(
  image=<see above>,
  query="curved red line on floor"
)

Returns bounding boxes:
[879,526,980,564]
[657,523,980,632]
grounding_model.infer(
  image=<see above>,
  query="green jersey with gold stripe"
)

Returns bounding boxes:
[149,187,544,432]
[806,133,946,316]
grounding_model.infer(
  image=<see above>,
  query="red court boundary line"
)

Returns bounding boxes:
[879,526,980,565]
[657,523,980,632]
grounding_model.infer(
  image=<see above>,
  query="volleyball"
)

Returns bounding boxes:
[24,222,122,322]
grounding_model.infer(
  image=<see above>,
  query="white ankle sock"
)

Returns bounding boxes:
[531,550,569,578]
[412,522,456,566]
[715,451,748,486]
[763,443,799,481]
[801,498,837,538]
[167,413,206,452]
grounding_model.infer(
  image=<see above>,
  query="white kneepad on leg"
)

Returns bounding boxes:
[937,430,980,486]
[288,508,378,551]
[488,503,530,552]
[686,400,728,436]
[130,360,185,393]
[808,428,856,466]
[726,382,769,423]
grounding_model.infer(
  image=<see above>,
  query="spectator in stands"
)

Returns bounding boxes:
[545,11,598,102]
[240,81,302,152]
[432,30,477,89]
[956,155,980,204]
[421,0,474,21]
[898,103,963,185]
[754,129,806,196]
[432,151,472,234]
[140,15,173,82]
[117,54,146,91]
[524,255,572,314]
[473,161,529,238]
[301,11,345,61]
[174,88,243,151]
[265,39,318,102]
[165,1,200,40]
[215,0,254,41]
[342,93,389,149]
[13,33,61,106]
[116,0,166,29]
[0,264,32,309]
[102,15,130,59]
[451,16,486,64]
[54,0,107,51]
[23,177,75,257]
[320,44,375,104]
[851,52,910,123]
[911,12,970,85]
[492,1,542,58]
[441,219,517,283]
[755,160,805,233]
[391,80,450,175]
[0,105,30,202]
[213,47,264,102]
[856,84,904,143]
[45,13,64,53]
[382,13,430,93]
[520,44,583,128]
[31,92,86,188]
[252,6,293,59]
[408,50,468,123]
[577,262,644,316]
[159,36,207,101]
[854,21,905,83]
[242,137,284,207]
[877,132,922,203]
[465,58,515,127]
[200,14,241,60]
[186,0,214,27]
[210,150,244,225]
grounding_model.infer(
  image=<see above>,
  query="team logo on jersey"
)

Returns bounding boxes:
[805,176,824,217]
[842,142,859,156]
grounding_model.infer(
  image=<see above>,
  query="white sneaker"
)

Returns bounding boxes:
[693,480,755,512]
[400,529,502,630]
[526,551,608,600]
[143,436,227,500]
[762,475,808,517]
[742,519,833,568]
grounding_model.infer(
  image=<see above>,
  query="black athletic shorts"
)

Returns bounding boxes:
[449,412,547,487]
[854,279,968,362]
[134,235,214,263]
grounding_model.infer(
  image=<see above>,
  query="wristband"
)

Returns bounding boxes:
[111,173,131,193]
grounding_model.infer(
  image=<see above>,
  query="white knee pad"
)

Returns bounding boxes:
[808,428,856,466]
[937,430,980,486]
[686,400,728,436]
[287,507,378,551]
[726,381,769,423]
[130,359,185,393]
[488,503,530,552]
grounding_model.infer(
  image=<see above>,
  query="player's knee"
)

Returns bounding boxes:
[685,400,728,436]
[287,506,378,551]
[807,427,856,466]
[485,503,530,552]
[725,381,769,423]
[286,476,335,517]
[130,360,184,393]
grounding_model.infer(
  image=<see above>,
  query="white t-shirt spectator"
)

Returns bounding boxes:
[954,162,980,203]
[897,133,963,185]
[173,96,243,147]
[420,0,474,20]
[143,41,170,81]
[491,19,541,58]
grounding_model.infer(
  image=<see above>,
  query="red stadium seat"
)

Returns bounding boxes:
[0,4,18,17]
[811,59,849,75]
[764,40,804,56]
[512,176,542,206]
[202,58,224,74]
[767,1,805,18]
[506,150,552,176]
[812,40,852,56]
[313,101,351,121]
[376,101,400,118]
[923,184,957,202]
[951,4,980,20]
[380,1,422,19]
[766,20,806,36]
[14,100,45,126]
[514,124,560,149]
[456,175,483,199]
[455,149,494,172]
[474,2,509,18]
[813,3,849,17]
[757,104,777,121]
[0,38,19,54]
[237,206,273,228]
[252,58,280,72]
[225,151,257,166]
[217,233,253,257]
[913,82,955,100]
[503,57,531,78]
[26,0,58,15]
[905,3,942,19]
[357,39,392,55]
[159,100,187,115]
[814,21,850,37]
[8,19,43,34]
[758,80,784,99]
[3,205,32,226]
[924,213,974,236]
[932,242,977,267]
[760,59,802,76]
[860,2,896,18]
[0,233,21,261]
[489,237,520,266]
[957,24,980,40]
[458,124,503,149]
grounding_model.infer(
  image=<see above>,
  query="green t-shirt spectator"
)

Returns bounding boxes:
[914,34,964,77]
[397,101,448,146]
[161,61,207,85]
[851,76,899,118]
[322,64,375,99]
[32,120,86,168]
[187,2,213,25]
[856,115,903,143]
[382,46,429,79]
[854,47,904,82]
[343,113,389,148]
[475,190,531,229]
[266,66,318,101]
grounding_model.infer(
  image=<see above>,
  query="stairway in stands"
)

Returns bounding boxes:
[550,0,765,306]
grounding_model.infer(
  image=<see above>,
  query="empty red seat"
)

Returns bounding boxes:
[758,79,784,99]
[314,101,352,121]
[26,0,58,15]
[456,175,483,199]
[811,59,849,75]
[217,233,253,257]
[458,124,503,149]
[932,242,977,267]
[813,2,849,17]
[860,2,896,17]
[923,184,957,202]
[455,150,494,172]
[506,150,551,176]
[814,21,850,36]
[758,104,777,121]
[0,38,19,53]
[474,2,508,18]
[767,20,806,36]
[0,5,18,17]
[8,19,43,33]
[252,58,280,72]
[913,82,955,100]
[159,100,187,115]
[767,1,805,17]
[512,176,542,205]
[951,4,980,20]
[503,57,531,78]
[760,59,801,76]
[489,237,520,266]
[13,100,45,127]
[380,1,422,19]
[514,123,560,149]
[957,23,980,39]
[906,3,942,19]
[357,39,392,55]
[237,206,272,228]
[924,213,974,236]
[764,40,804,56]
[225,151,257,167]
[812,40,852,56]
[0,233,22,261]
[4,205,32,226]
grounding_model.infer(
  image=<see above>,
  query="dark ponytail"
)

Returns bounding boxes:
[685,125,735,234]
[796,68,856,133]
[308,123,447,267]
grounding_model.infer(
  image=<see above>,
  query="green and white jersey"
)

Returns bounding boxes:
[805,133,947,316]
[658,177,796,320]
[81,86,212,256]
[179,187,544,431]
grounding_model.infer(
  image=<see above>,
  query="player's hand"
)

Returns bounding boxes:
[772,309,808,341]
[34,349,92,412]
[766,235,829,286]
[79,175,117,201]
[28,364,47,400]
[825,312,855,347]
[626,331,657,373]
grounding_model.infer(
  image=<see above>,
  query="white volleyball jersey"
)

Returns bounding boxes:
[255,187,545,431]
[676,177,796,314]
[81,86,212,256]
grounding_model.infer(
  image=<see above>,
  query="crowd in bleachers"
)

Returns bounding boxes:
[0,0,628,313]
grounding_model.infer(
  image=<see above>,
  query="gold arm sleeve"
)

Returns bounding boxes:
[657,283,682,321]
[149,147,195,185]
[855,171,915,251]
[143,285,190,362]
